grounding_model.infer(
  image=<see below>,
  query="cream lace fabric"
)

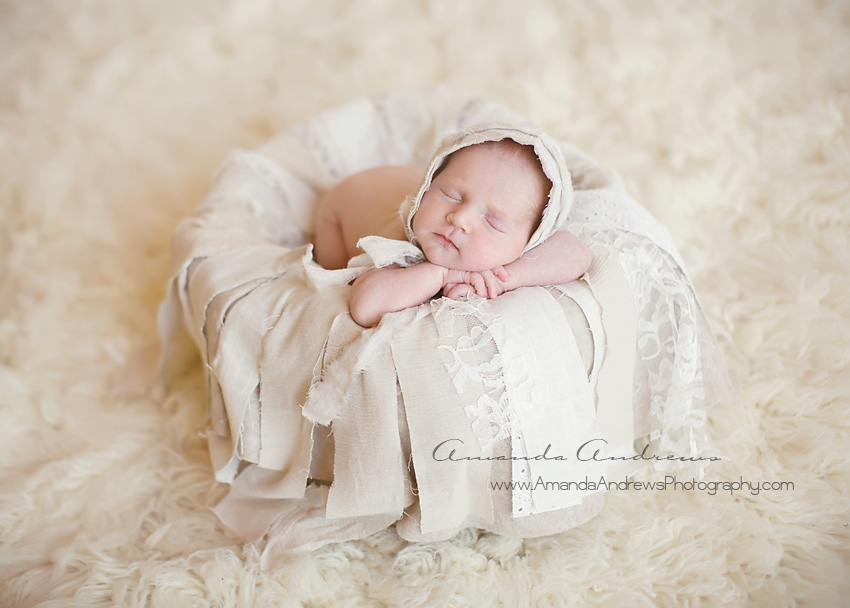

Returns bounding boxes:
[159,88,730,563]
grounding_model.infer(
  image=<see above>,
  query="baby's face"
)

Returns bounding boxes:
[412,143,549,272]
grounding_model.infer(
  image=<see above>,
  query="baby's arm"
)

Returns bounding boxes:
[501,230,592,291]
[348,263,438,327]
[350,263,498,327]
[350,263,443,327]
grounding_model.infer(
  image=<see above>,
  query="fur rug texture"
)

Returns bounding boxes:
[1,1,848,606]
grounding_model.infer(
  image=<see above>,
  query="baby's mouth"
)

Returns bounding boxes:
[434,233,458,251]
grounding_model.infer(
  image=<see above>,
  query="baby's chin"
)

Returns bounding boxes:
[424,252,506,272]
[417,235,523,271]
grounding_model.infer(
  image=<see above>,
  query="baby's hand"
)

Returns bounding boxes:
[443,267,510,300]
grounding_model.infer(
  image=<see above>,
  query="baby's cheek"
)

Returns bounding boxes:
[410,214,425,242]
[511,232,531,255]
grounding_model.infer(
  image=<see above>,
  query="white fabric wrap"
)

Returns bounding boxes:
[158,87,730,562]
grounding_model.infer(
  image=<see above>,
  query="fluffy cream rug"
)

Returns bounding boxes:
[2,1,848,606]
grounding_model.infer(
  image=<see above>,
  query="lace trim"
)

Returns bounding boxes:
[429,296,537,515]
[429,297,516,449]
[578,227,707,462]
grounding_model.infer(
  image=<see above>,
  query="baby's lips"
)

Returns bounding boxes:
[435,232,458,250]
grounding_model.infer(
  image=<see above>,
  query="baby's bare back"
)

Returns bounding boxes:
[314,165,422,269]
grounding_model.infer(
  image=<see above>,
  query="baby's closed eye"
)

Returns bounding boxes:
[441,187,462,202]
[484,214,505,232]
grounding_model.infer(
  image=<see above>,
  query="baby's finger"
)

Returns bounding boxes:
[469,273,488,297]
[493,266,509,281]
[445,283,474,300]
[488,280,500,299]
[481,270,505,299]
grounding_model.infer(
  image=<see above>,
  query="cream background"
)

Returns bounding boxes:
[1,1,848,606]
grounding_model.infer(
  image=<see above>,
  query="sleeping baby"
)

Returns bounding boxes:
[314,137,591,327]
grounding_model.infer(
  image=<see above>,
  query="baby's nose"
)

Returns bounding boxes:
[447,207,474,232]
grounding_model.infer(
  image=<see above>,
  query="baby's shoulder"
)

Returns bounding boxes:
[340,164,422,196]
[325,165,421,250]
[331,164,421,221]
